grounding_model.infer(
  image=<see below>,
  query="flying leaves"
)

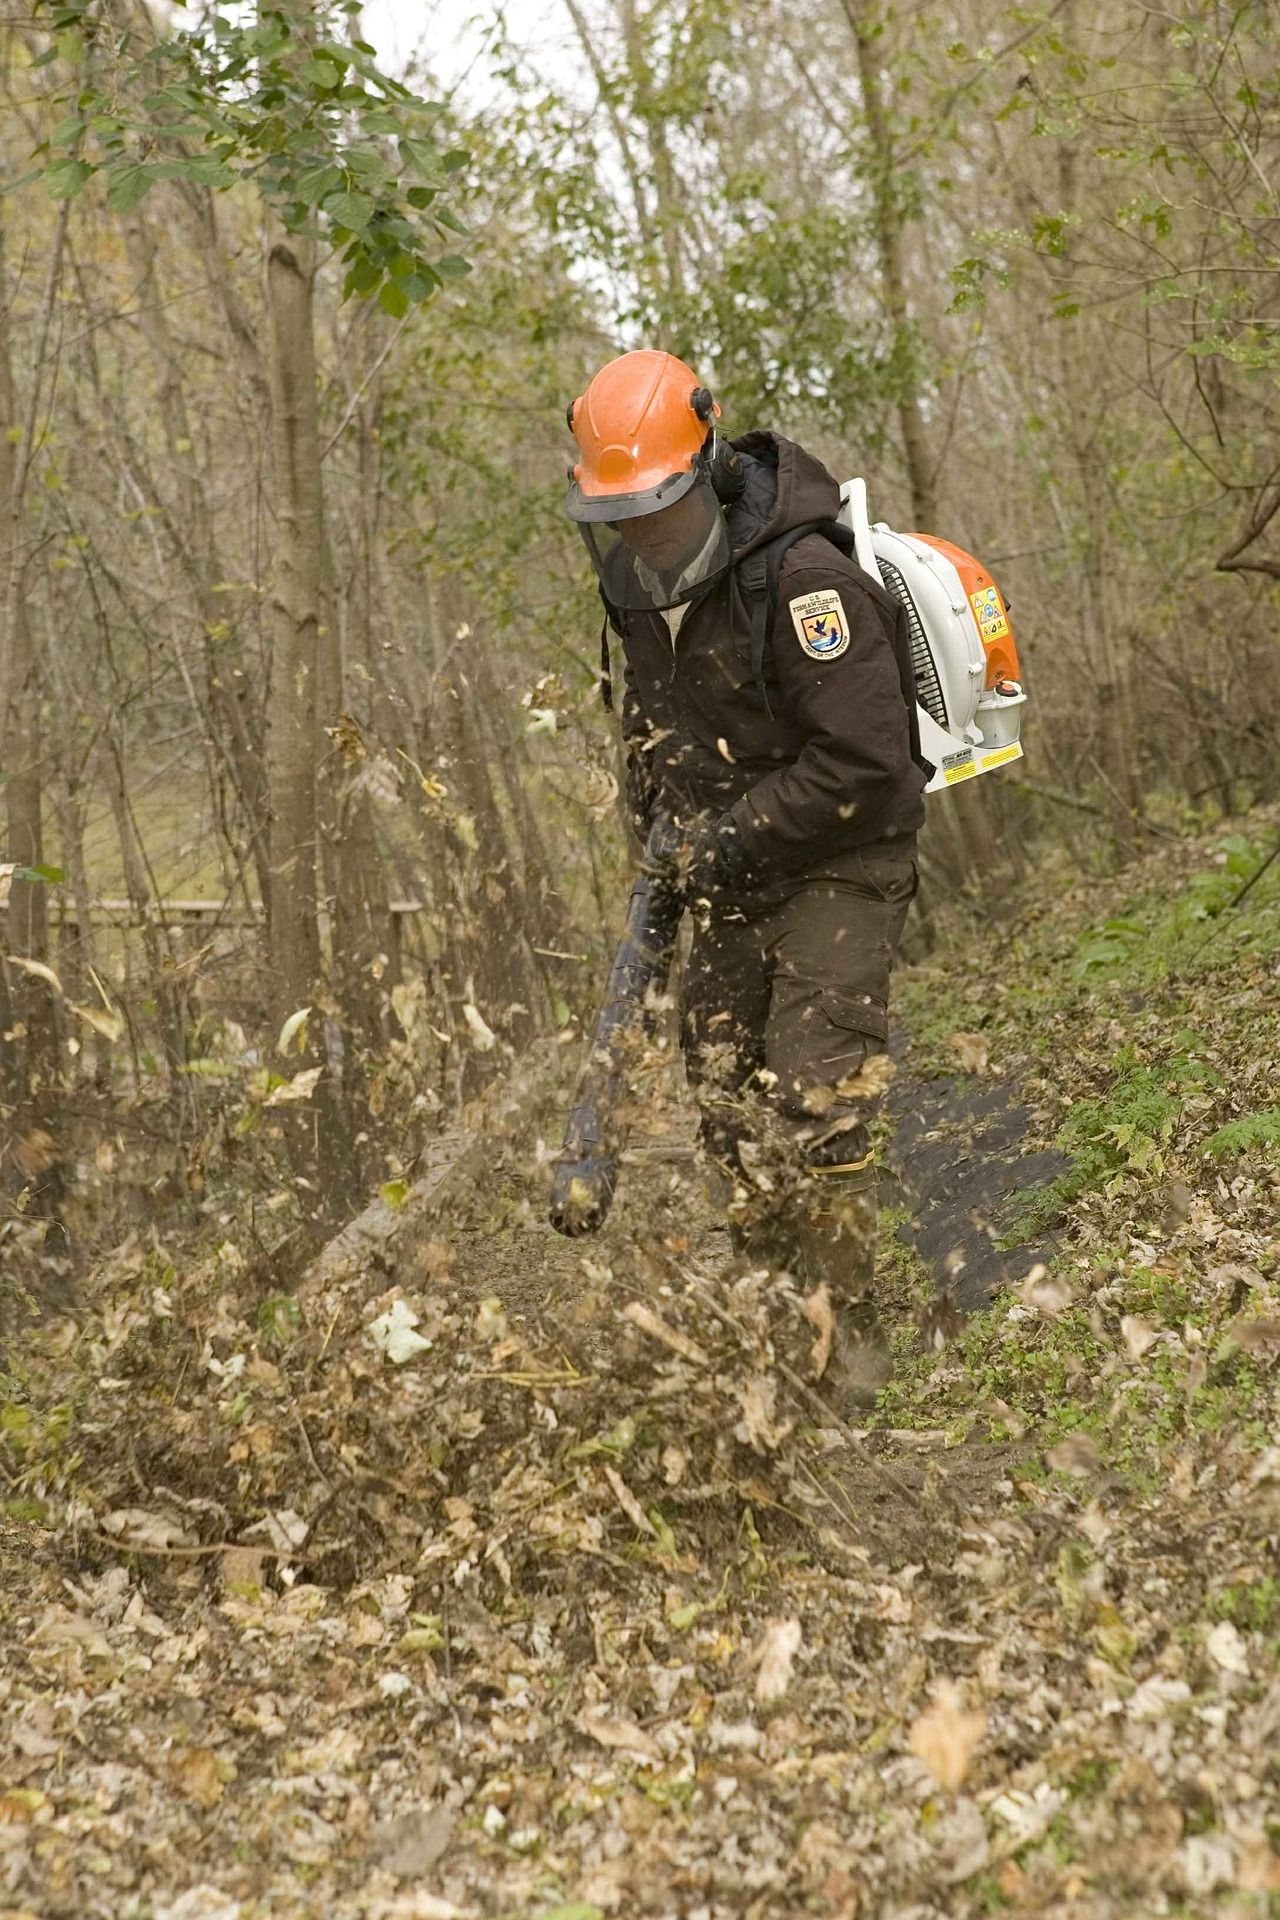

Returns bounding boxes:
[368,1299,432,1365]
[909,1681,986,1793]
[753,1617,802,1704]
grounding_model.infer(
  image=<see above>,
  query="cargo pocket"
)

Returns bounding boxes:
[785,987,889,1095]
[853,846,919,906]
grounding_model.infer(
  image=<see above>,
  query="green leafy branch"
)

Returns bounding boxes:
[30,0,471,315]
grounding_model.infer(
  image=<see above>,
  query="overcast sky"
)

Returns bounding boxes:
[360,0,577,96]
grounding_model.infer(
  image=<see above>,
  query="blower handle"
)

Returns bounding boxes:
[840,477,885,585]
[549,864,683,1236]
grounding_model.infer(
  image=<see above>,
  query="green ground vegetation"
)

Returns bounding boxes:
[880,812,1280,1499]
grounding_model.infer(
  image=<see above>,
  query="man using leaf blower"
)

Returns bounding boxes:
[559,349,928,1411]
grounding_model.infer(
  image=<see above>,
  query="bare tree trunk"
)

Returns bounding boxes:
[839,0,938,532]
[264,209,362,1214]
[0,193,68,1125]
[264,229,323,1016]
[123,209,272,908]
[839,0,995,877]
[318,302,395,1072]
[619,0,687,307]
[1056,0,1142,860]
[98,725,187,1101]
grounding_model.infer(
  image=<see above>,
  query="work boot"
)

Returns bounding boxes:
[795,1175,892,1413]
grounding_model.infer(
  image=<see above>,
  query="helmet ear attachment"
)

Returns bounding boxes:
[566,399,579,434]
[690,385,717,422]
[706,430,746,504]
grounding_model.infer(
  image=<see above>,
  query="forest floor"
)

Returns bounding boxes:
[3,806,1280,1920]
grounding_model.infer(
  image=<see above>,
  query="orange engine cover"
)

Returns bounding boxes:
[912,534,1020,689]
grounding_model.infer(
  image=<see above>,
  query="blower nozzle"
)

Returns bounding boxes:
[548,864,682,1237]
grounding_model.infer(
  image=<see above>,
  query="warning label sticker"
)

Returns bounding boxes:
[979,742,1023,772]
[970,585,1010,644]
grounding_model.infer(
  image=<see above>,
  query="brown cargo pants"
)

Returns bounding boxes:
[681,834,918,1184]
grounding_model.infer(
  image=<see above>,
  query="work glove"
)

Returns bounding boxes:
[643,811,750,902]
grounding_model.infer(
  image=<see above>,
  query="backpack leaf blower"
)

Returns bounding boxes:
[839,478,1026,789]
[550,483,1027,1235]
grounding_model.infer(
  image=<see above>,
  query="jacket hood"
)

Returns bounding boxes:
[726,431,843,560]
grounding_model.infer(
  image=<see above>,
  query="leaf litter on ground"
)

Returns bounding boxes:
[3,808,1280,1915]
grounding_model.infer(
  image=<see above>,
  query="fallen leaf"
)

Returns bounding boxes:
[219,1547,266,1593]
[376,1896,474,1920]
[734,1373,791,1451]
[622,1300,709,1366]
[169,1746,225,1810]
[947,1030,989,1075]
[1224,1313,1280,1355]
[462,1003,496,1051]
[1238,1830,1280,1893]
[834,1051,896,1101]
[373,1804,455,1880]
[929,1795,990,1884]
[1182,1833,1236,1896]
[368,1299,432,1365]
[1127,1675,1191,1721]
[1159,1180,1193,1231]
[154,1889,243,1920]
[101,1507,196,1550]
[1206,1618,1250,1676]
[706,1716,762,1752]
[803,1283,835,1378]
[1045,1432,1101,1477]
[6,954,63,994]
[10,1709,60,1759]
[603,1464,658,1540]
[71,1000,124,1042]
[288,1728,363,1775]
[579,1711,661,1760]
[1019,1264,1075,1317]
[754,1616,802,1704]
[15,1129,60,1177]
[1207,1260,1266,1297]
[909,1679,986,1793]
[1239,1679,1280,1752]
[989,1782,1067,1845]
[276,1005,311,1055]
[474,1295,507,1342]
[264,1065,323,1107]
[29,1606,113,1661]
[0,1789,51,1824]
[246,1509,309,1554]
[1121,1314,1159,1360]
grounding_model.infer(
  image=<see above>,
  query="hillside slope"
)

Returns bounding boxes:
[2,809,1279,1920]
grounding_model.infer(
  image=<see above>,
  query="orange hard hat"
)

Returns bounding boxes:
[566,350,720,522]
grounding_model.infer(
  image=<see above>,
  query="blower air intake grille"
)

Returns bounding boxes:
[876,557,948,731]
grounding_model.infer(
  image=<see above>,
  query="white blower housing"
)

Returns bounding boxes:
[838,479,1027,792]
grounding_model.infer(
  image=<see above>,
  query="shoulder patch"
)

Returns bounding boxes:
[789,587,850,661]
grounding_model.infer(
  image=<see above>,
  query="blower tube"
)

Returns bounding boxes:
[549,864,683,1236]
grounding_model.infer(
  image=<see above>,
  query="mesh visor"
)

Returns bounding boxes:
[575,469,732,613]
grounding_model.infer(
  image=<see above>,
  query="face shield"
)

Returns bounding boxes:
[566,462,732,614]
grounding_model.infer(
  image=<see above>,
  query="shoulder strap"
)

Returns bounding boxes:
[598,589,631,711]
[736,519,856,712]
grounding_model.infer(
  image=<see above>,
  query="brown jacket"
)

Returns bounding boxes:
[613,431,927,876]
